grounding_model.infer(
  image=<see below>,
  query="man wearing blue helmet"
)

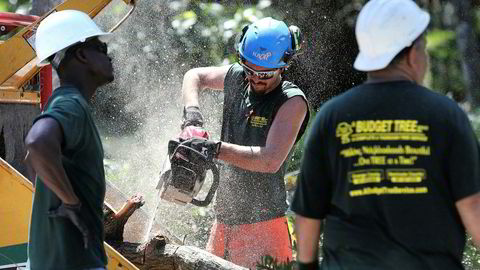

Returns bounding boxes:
[179,17,309,269]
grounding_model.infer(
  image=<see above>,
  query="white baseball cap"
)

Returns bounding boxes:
[353,0,430,72]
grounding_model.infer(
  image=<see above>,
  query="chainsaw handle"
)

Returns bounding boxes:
[191,161,220,207]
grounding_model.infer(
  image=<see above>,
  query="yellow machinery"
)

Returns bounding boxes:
[0,0,139,269]
[0,0,136,105]
[0,158,139,269]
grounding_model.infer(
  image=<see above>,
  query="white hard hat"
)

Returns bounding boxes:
[35,10,111,66]
[353,0,430,72]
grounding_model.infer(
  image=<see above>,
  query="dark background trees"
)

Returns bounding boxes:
[4,0,478,126]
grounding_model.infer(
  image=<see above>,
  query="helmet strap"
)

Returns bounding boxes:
[51,47,68,70]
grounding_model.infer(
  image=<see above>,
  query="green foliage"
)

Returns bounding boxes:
[167,1,278,68]
[286,214,297,253]
[426,29,465,100]
[0,0,32,41]
[469,111,480,140]
[104,158,131,185]
[463,235,480,270]
[287,109,317,172]
[0,1,8,12]
[0,0,31,12]
[475,9,480,33]
[426,30,456,51]
[256,255,296,270]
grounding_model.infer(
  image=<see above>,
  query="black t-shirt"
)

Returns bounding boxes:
[291,81,480,270]
[215,64,309,225]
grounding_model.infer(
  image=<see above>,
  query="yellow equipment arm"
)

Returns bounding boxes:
[0,158,139,270]
[0,1,139,268]
[0,0,135,86]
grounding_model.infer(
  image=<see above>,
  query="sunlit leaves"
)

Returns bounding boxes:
[198,2,223,16]
[258,0,272,10]
[171,10,197,35]
[462,235,480,270]
[0,2,8,12]
[426,29,456,51]
[0,0,30,13]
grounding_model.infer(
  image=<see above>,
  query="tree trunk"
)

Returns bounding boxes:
[452,0,480,109]
[103,197,246,270]
[111,237,247,270]
[276,0,366,110]
[0,104,40,179]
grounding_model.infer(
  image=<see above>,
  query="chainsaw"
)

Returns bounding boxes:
[156,127,220,207]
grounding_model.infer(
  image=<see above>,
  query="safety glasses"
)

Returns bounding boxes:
[83,40,108,55]
[239,61,279,80]
[65,38,108,57]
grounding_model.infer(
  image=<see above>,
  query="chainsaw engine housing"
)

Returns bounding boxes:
[158,139,219,207]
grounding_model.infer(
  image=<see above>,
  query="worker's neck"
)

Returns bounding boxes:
[60,75,97,101]
[366,66,416,84]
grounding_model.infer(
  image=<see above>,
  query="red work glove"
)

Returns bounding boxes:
[179,125,210,141]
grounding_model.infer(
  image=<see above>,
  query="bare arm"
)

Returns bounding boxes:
[296,214,322,263]
[182,65,232,107]
[217,96,308,173]
[24,117,79,205]
[456,192,480,246]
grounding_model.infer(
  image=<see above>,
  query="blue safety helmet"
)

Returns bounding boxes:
[238,17,293,69]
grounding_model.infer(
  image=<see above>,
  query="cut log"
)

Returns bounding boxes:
[108,236,247,270]
[103,191,247,270]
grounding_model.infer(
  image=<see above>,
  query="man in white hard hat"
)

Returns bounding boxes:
[291,0,480,269]
[24,10,114,270]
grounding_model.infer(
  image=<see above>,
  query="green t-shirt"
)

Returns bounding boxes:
[215,64,309,225]
[28,86,107,270]
[292,81,480,269]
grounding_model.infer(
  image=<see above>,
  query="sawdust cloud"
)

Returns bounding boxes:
[89,0,364,247]
[91,0,221,246]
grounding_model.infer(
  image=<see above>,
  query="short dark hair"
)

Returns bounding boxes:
[389,32,426,66]
[47,42,83,71]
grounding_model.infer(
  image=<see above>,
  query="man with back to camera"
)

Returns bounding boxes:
[177,17,310,268]
[24,10,115,270]
[291,0,480,269]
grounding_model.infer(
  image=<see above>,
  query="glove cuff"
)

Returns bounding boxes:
[182,106,204,129]
[63,202,82,210]
[297,260,319,270]
[213,141,222,158]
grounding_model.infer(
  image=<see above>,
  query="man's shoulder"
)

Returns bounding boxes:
[51,85,83,97]
[412,84,468,116]
[38,86,89,126]
[281,80,305,98]
[328,81,454,104]
[321,81,467,120]
[226,63,244,78]
[47,86,87,110]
